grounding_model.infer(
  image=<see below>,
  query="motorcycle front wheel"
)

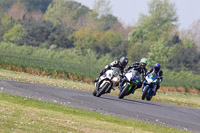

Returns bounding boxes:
[93,88,97,96]
[142,85,149,100]
[96,82,110,97]
[119,84,130,99]
[146,97,152,101]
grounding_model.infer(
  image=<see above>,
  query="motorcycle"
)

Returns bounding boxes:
[141,72,158,101]
[93,67,122,97]
[118,70,141,99]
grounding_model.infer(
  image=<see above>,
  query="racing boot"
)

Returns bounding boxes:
[153,91,157,96]
[118,86,122,95]
[132,88,136,94]
[152,88,157,96]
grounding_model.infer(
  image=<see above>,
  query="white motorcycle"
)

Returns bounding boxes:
[93,67,122,97]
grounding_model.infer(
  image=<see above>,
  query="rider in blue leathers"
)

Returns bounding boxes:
[146,63,163,95]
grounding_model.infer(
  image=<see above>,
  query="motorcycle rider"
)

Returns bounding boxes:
[146,63,163,95]
[94,56,129,83]
[119,58,148,93]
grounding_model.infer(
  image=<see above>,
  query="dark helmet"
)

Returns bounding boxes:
[154,63,160,72]
[119,56,128,67]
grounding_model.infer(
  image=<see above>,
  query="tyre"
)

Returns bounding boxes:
[119,84,130,99]
[146,97,152,101]
[93,82,99,96]
[142,85,149,100]
[147,91,153,101]
[96,82,110,97]
[93,89,97,96]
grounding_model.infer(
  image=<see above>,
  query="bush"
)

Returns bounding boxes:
[0,42,112,79]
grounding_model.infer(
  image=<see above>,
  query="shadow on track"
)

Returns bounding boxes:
[98,95,164,107]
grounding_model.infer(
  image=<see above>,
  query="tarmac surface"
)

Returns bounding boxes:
[0,78,200,132]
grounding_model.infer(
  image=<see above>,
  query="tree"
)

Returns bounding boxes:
[110,40,128,58]
[128,28,149,43]
[103,30,122,50]
[22,0,53,13]
[129,0,178,42]
[0,16,16,41]
[166,40,200,72]
[22,19,74,48]
[127,42,150,62]
[148,39,173,67]
[93,0,118,31]
[111,22,132,40]
[70,27,95,50]
[0,0,16,11]
[44,0,68,25]
[6,2,27,20]
[71,27,123,55]
[93,0,112,18]
[127,0,179,68]
[180,19,200,51]
[3,24,25,44]
[44,0,90,27]
[47,24,74,48]
[97,14,117,31]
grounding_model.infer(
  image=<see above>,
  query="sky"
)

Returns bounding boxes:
[74,0,200,30]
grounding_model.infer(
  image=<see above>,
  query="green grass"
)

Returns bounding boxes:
[162,69,200,90]
[0,93,190,133]
[119,90,200,108]
[0,53,100,79]
[0,42,112,79]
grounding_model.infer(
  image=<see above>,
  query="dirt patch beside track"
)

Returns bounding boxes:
[160,86,200,94]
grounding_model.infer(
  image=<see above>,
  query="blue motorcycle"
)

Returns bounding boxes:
[142,72,158,101]
[118,70,141,99]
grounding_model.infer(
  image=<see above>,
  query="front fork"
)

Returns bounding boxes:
[119,78,135,94]
[119,78,127,92]
[96,79,112,93]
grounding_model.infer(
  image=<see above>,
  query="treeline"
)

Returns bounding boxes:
[0,0,129,57]
[0,0,200,89]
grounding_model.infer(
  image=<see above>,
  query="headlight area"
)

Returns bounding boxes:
[112,77,119,82]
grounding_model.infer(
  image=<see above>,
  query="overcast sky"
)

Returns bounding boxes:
[74,0,200,30]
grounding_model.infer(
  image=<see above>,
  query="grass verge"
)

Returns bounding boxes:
[0,93,190,133]
[0,68,199,108]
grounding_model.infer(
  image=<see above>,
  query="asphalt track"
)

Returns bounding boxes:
[0,78,200,133]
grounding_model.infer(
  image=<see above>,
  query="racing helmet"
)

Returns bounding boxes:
[154,63,160,72]
[119,56,128,67]
[140,58,148,65]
